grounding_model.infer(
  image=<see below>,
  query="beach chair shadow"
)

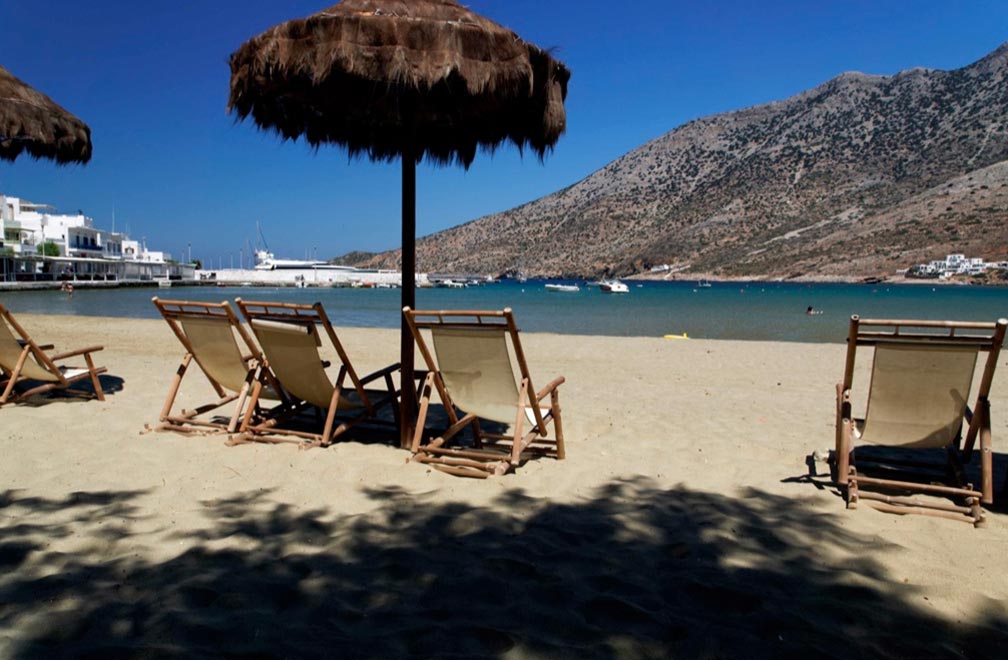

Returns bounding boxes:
[231,299,400,448]
[403,307,565,478]
[152,298,293,435]
[0,302,108,406]
[831,315,1007,526]
[16,373,126,407]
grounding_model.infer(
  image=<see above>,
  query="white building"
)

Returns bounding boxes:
[1,194,191,283]
[910,253,999,279]
[0,195,147,261]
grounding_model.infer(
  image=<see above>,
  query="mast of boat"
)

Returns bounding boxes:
[256,220,269,253]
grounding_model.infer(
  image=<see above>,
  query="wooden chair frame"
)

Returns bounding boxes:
[404,306,565,478]
[233,299,401,448]
[835,315,1007,526]
[0,302,106,405]
[152,297,290,434]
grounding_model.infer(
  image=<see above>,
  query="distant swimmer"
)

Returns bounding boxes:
[61,281,74,297]
[806,305,821,315]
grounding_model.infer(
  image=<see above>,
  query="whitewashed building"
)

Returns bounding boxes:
[1,194,191,283]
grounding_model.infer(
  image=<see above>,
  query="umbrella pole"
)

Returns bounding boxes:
[400,147,417,449]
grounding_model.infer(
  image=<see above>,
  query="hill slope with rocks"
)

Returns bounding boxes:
[358,42,1008,279]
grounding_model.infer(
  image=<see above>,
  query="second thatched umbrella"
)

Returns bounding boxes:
[229,0,570,446]
[0,65,92,164]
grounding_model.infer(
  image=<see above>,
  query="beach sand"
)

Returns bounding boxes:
[2,313,1008,657]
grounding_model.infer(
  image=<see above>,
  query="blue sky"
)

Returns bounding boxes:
[2,1,1006,266]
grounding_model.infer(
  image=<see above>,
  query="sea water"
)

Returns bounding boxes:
[2,280,1007,343]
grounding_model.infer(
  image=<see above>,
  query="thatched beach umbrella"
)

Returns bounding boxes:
[0,65,92,164]
[229,0,569,446]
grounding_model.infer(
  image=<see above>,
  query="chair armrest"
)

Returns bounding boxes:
[49,345,104,361]
[535,376,566,402]
[359,362,401,385]
[18,340,54,350]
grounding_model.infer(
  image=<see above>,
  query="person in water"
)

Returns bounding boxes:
[806,305,821,315]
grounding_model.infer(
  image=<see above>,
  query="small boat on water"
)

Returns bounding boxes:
[156,278,172,288]
[599,279,629,294]
[545,283,580,293]
[697,279,712,288]
[436,279,467,289]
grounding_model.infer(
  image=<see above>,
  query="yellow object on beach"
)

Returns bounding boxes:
[664,332,689,339]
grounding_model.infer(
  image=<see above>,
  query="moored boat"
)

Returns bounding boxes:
[545,283,580,293]
[599,279,629,293]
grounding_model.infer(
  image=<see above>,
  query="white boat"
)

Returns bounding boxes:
[697,279,712,288]
[599,279,629,294]
[545,283,580,293]
[436,279,467,289]
[156,279,172,288]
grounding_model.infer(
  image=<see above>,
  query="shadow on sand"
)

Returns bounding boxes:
[10,373,125,407]
[1,478,1006,657]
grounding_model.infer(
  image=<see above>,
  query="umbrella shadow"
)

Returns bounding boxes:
[2,477,1006,657]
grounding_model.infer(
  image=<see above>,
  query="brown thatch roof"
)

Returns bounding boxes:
[0,65,92,164]
[228,0,569,167]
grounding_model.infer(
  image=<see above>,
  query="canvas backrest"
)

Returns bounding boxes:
[431,325,519,424]
[250,318,356,410]
[861,343,978,448]
[0,310,58,382]
[178,316,251,393]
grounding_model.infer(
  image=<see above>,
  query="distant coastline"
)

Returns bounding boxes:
[624,273,1007,287]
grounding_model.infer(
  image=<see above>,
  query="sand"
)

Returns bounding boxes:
[2,312,1008,657]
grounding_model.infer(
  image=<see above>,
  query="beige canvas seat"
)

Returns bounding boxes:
[404,307,565,478]
[835,315,1007,526]
[0,302,106,405]
[233,299,400,448]
[153,297,289,434]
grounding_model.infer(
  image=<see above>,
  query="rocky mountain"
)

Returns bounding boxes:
[359,42,1008,279]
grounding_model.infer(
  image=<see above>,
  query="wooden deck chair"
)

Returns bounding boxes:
[233,299,400,448]
[0,302,106,405]
[403,307,566,478]
[152,297,289,434]
[835,315,1007,526]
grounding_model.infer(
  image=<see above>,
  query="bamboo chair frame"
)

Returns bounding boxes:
[835,315,1007,526]
[233,299,401,448]
[152,297,291,434]
[0,302,106,405]
[404,307,565,478]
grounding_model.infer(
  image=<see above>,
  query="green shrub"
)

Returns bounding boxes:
[36,241,60,257]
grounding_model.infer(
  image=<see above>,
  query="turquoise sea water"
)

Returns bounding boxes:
[2,280,1007,343]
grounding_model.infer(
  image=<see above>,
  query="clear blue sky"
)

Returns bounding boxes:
[2,1,1006,266]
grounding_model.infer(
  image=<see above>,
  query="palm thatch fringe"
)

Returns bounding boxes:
[228,0,569,167]
[0,65,92,164]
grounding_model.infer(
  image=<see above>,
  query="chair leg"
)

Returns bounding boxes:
[386,372,401,429]
[978,399,993,505]
[510,381,529,465]
[551,388,565,460]
[0,369,20,404]
[160,354,192,421]
[228,373,254,434]
[835,385,852,496]
[240,378,264,432]
[1,348,32,405]
[412,372,435,453]
[470,418,483,448]
[85,352,105,401]
[321,387,342,446]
